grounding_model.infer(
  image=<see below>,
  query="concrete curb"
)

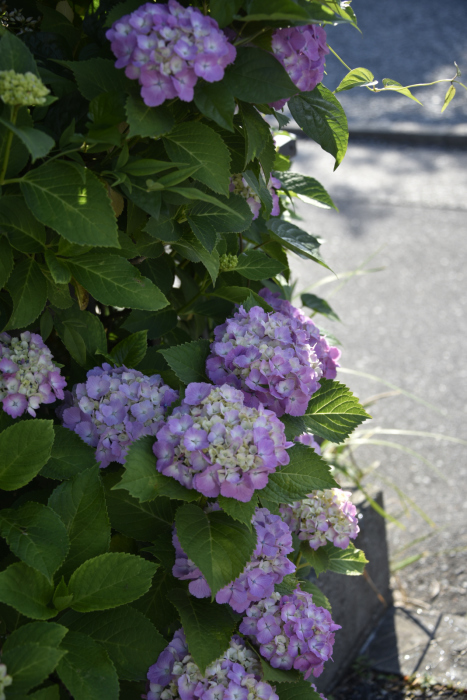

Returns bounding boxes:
[308,490,392,694]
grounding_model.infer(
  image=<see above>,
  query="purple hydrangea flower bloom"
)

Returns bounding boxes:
[106,0,236,107]
[269,25,329,110]
[206,291,340,418]
[153,383,292,501]
[240,588,340,680]
[172,506,295,612]
[0,332,67,418]
[229,174,281,220]
[279,487,360,551]
[59,363,178,469]
[144,630,279,700]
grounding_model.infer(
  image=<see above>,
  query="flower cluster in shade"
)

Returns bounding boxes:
[60,363,178,469]
[206,292,340,418]
[269,25,329,110]
[106,0,236,106]
[229,174,281,220]
[240,588,340,679]
[0,664,12,700]
[0,70,49,106]
[145,629,279,700]
[172,506,295,612]
[0,332,66,418]
[280,488,359,551]
[153,383,292,502]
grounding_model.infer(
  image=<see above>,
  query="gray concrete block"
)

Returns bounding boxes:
[309,490,392,694]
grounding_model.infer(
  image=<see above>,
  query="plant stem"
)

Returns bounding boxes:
[0,105,19,186]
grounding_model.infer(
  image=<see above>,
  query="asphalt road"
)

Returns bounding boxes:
[322,0,467,129]
[289,136,467,646]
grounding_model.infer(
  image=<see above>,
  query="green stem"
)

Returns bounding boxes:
[0,105,19,186]
[327,44,352,72]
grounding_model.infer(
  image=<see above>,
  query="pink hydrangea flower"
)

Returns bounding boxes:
[59,363,178,468]
[206,291,340,418]
[153,383,292,502]
[0,331,66,418]
[240,588,340,680]
[106,0,236,106]
[280,488,359,550]
[270,25,329,110]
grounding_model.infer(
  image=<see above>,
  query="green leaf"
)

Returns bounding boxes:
[168,589,238,674]
[187,194,252,254]
[158,339,210,384]
[164,122,231,196]
[0,503,69,582]
[274,680,322,700]
[0,195,46,253]
[301,542,367,576]
[53,577,74,611]
[27,685,60,699]
[2,621,67,693]
[63,606,166,681]
[66,253,169,311]
[0,30,39,75]
[267,219,328,268]
[279,415,306,442]
[56,631,119,700]
[45,251,71,284]
[104,477,176,541]
[301,293,340,322]
[289,85,348,169]
[302,379,370,442]
[68,553,158,612]
[122,308,178,340]
[110,330,148,368]
[172,231,220,284]
[225,47,297,103]
[234,250,285,281]
[210,0,239,27]
[123,184,161,219]
[53,306,107,367]
[175,504,257,595]
[194,80,235,131]
[217,495,257,528]
[59,57,132,101]
[381,78,423,105]
[122,159,184,178]
[260,444,338,503]
[210,286,273,312]
[125,94,174,137]
[40,308,53,341]
[442,84,456,112]
[0,420,54,491]
[48,466,111,579]
[278,172,337,210]
[131,567,179,633]
[0,563,55,620]
[5,257,47,330]
[240,103,275,174]
[0,237,13,288]
[335,67,375,92]
[104,0,144,26]
[21,162,119,247]
[113,436,199,503]
[0,116,54,162]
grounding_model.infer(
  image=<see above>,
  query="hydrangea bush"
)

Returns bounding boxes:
[0,0,452,697]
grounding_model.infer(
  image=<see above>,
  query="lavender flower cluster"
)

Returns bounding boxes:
[0,332,66,418]
[270,25,329,110]
[240,589,340,679]
[106,0,236,107]
[172,507,295,612]
[206,294,340,418]
[229,174,281,220]
[280,489,360,551]
[153,383,292,502]
[295,432,321,453]
[146,630,279,700]
[60,363,178,469]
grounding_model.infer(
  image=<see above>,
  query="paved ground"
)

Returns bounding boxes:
[322,0,467,132]
[289,137,467,689]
